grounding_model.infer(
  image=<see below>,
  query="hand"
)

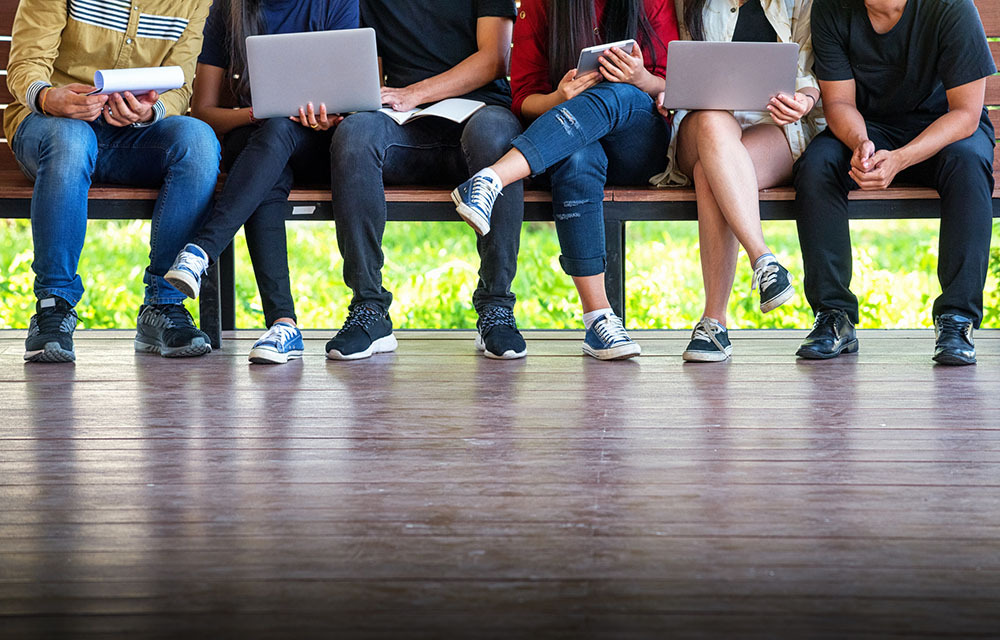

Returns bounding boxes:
[40,84,108,121]
[849,149,905,191]
[556,68,602,103]
[598,44,652,88]
[381,85,424,112]
[656,91,670,118]
[850,139,876,174]
[103,90,158,127]
[290,102,343,131]
[767,92,812,125]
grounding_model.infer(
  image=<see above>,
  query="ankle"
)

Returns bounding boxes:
[583,307,613,330]
[752,252,775,269]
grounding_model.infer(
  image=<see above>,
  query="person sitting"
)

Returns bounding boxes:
[7,0,220,362]
[654,0,822,362]
[325,0,527,361]
[794,0,996,365]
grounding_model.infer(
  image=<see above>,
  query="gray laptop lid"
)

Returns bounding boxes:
[660,41,799,112]
[246,28,381,119]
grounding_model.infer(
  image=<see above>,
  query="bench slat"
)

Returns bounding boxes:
[976,0,1000,35]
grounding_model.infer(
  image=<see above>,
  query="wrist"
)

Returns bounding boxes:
[892,147,914,170]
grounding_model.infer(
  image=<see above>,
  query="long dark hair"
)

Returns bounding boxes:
[547,0,662,87]
[224,0,266,104]
[683,0,708,41]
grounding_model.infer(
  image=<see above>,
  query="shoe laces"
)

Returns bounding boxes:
[469,175,501,210]
[259,323,297,347]
[479,306,517,332]
[152,304,195,329]
[751,261,780,292]
[812,310,842,331]
[593,313,631,345]
[937,315,972,342]
[36,302,76,334]
[691,317,726,352]
[175,248,207,275]
[341,305,384,332]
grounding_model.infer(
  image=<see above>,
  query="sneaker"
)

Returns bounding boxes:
[476,306,527,359]
[451,173,502,236]
[582,312,641,360]
[134,304,212,358]
[326,304,398,360]
[752,257,794,313]
[24,297,78,363]
[933,313,976,366]
[682,317,733,362]
[795,309,858,360]
[165,243,210,299]
[249,321,304,364]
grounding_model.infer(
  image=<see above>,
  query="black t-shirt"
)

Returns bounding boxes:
[811,0,996,133]
[732,0,778,43]
[360,0,516,107]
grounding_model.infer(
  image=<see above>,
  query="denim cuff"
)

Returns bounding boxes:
[34,286,83,308]
[26,81,52,115]
[511,135,547,177]
[558,253,606,278]
[132,100,166,128]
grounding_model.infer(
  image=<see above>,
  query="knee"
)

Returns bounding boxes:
[937,141,992,184]
[462,106,522,160]
[793,137,848,187]
[160,116,221,180]
[37,119,98,173]
[330,111,387,168]
[257,116,304,142]
[552,145,608,182]
[688,110,739,150]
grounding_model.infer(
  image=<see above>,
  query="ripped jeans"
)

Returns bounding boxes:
[512,82,669,276]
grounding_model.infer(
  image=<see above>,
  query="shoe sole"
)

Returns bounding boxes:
[932,352,976,366]
[451,189,491,236]
[475,333,527,360]
[760,284,795,314]
[582,342,642,361]
[249,348,304,365]
[135,337,212,358]
[165,269,200,299]
[24,342,76,363]
[682,345,733,362]
[327,334,398,361]
[795,338,859,360]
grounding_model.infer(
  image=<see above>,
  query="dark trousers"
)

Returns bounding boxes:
[329,105,524,314]
[191,118,332,326]
[793,123,995,327]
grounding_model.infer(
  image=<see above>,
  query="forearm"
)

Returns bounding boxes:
[825,101,871,150]
[894,110,983,170]
[400,50,505,105]
[635,73,665,98]
[520,91,565,121]
[192,106,254,137]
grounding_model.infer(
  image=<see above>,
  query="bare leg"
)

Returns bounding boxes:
[274,317,296,326]
[692,161,740,325]
[573,274,611,313]
[490,148,532,187]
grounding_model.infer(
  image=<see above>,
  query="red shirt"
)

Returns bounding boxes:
[510,0,680,118]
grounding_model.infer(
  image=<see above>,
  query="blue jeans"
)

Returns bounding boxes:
[512,82,669,277]
[11,113,220,306]
[331,105,524,313]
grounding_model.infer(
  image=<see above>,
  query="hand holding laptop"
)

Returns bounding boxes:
[289,102,344,131]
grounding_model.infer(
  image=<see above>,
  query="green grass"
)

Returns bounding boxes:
[2,218,1000,330]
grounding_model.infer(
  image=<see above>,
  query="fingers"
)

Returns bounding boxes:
[135,90,158,105]
[296,106,310,128]
[65,83,98,95]
[305,103,319,128]
[599,55,627,83]
[103,102,130,126]
[563,69,579,83]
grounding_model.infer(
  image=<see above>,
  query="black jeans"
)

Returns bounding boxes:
[793,122,995,327]
[329,106,524,314]
[191,118,332,326]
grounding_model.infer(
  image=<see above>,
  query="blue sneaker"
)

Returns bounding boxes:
[451,172,502,236]
[249,322,304,364]
[682,317,733,362]
[165,243,210,299]
[582,312,641,360]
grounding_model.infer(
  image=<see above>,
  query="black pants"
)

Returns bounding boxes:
[329,106,524,314]
[793,122,995,327]
[191,119,332,327]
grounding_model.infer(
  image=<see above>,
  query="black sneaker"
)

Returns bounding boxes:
[24,297,78,363]
[476,306,527,360]
[933,314,976,366]
[135,304,212,358]
[682,317,732,362]
[753,257,795,313]
[326,304,398,360]
[795,309,858,360]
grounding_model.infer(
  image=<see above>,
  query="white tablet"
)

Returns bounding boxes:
[576,39,636,76]
[246,28,382,119]
[660,41,799,112]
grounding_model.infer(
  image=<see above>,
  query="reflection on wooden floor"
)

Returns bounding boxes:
[2,329,999,638]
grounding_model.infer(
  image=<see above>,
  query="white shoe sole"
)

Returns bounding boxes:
[327,334,398,361]
[582,342,641,361]
[682,345,733,362]
[475,333,527,360]
[451,189,491,236]
[249,347,304,365]
[165,269,200,299]
[760,284,794,314]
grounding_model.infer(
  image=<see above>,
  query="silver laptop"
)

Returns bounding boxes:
[660,41,799,111]
[246,28,381,119]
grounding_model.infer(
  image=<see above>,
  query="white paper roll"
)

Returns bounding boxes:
[90,66,185,96]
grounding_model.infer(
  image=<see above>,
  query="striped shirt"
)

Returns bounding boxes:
[4,0,212,144]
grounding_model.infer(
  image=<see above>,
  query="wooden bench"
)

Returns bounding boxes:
[2,0,999,349]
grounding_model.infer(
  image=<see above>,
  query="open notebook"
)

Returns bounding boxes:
[379,98,485,125]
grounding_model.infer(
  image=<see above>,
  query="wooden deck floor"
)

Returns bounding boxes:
[2,329,1000,639]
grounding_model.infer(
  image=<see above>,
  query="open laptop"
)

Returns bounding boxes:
[246,28,381,119]
[660,41,799,112]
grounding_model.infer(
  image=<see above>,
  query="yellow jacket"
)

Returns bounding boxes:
[4,0,212,145]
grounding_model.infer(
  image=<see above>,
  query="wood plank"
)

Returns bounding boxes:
[976,0,1000,34]
[0,73,11,104]
[0,1,13,36]
[987,73,1000,106]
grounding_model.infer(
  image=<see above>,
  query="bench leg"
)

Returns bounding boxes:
[220,243,236,332]
[199,261,223,350]
[604,219,626,322]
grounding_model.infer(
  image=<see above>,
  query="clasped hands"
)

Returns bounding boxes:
[41,83,157,126]
[850,140,904,191]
